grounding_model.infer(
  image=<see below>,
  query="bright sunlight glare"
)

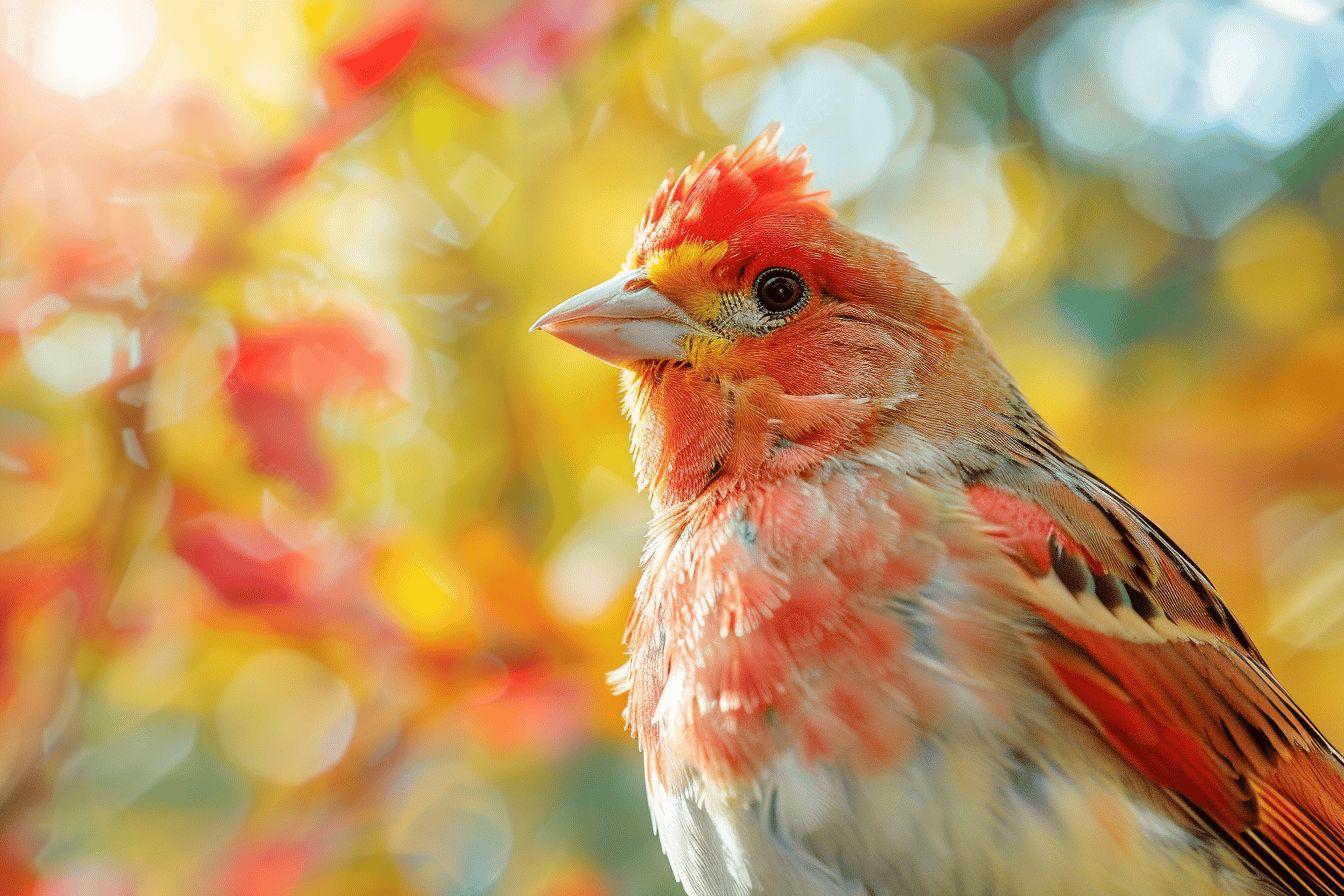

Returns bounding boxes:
[12,0,158,98]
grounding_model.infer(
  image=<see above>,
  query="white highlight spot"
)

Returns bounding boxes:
[1252,0,1344,24]
[22,309,128,395]
[4,0,158,98]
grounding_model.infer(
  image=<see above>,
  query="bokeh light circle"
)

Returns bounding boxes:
[216,649,356,785]
[746,43,911,204]
[383,755,512,896]
[2,0,158,98]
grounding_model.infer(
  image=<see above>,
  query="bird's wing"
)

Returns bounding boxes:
[967,458,1344,896]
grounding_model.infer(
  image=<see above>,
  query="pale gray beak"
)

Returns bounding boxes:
[531,269,702,367]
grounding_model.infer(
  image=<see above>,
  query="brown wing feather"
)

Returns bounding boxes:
[967,454,1344,896]
[970,414,1260,655]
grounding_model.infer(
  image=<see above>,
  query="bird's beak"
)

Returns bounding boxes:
[531,269,701,368]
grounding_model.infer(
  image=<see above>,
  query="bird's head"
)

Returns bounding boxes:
[534,126,1015,506]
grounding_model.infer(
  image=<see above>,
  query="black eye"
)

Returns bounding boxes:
[753,267,807,316]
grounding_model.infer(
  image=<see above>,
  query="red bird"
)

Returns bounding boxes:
[533,127,1344,895]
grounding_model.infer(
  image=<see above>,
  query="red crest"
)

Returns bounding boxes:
[632,125,833,259]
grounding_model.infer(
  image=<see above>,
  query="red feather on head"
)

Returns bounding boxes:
[630,125,833,263]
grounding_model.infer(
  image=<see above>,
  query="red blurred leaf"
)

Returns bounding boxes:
[231,320,393,395]
[227,384,332,501]
[232,101,386,210]
[0,554,98,660]
[173,513,313,608]
[218,839,315,896]
[0,835,37,896]
[463,662,592,757]
[224,319,398,499]
[168,500,401,641]
[321,3,430,106]
[236,4,433,209]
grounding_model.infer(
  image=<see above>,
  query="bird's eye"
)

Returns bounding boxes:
[753,268,807,316]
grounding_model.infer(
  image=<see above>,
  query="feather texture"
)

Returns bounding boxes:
[626,458,1272,895]
[968,474,1344,896]
[541,129,1344,895]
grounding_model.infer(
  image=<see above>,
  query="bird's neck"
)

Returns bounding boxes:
[621,366,883,511]
[620,331,1027,512]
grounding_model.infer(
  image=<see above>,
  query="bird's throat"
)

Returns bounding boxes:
[622,365,883,510]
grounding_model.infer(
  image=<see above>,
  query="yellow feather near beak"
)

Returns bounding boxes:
[643,240,731,325]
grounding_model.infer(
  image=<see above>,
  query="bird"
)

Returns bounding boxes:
[531,125,1344,896]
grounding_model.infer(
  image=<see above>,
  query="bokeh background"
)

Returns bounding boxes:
[1,0,1343,893]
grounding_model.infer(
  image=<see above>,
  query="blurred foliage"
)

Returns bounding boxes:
[0,0,1342,893]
